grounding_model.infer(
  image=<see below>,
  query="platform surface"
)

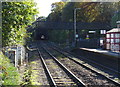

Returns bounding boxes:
[80,48,120,58]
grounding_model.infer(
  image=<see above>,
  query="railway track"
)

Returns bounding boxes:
[37,45,85,86]
[41,42,120,86]
[47,42,120,79]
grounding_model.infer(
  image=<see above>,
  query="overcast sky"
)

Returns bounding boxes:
[34,0,61,17]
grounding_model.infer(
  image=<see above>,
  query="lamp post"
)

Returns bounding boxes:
[74,8,81,47]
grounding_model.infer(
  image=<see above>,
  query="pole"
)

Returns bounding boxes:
[74,9,76,47]
[74,8,81,47]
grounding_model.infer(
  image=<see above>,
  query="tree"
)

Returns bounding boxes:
[62,2,100,22]
[36,16,46,21]
[47,2,66,22]
[61,2,75,22]
[94,2,118,23]
[61,2,119,23]
[111,11,120,28]
[2,1,38,46]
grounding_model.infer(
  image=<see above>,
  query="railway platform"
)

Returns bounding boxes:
[79,48,120,58]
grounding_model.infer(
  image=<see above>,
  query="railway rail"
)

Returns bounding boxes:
[37,44,85,86]
[41,42,120,86]
[47,42,120,79]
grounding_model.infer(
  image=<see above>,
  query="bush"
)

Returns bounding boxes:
[0,52,20,85]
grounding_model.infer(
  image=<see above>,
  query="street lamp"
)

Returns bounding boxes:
[74,8,81,47]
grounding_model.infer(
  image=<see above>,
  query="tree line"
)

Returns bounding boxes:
[46,2,120,27]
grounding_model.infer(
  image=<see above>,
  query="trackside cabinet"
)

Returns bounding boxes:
[106,28,120,52]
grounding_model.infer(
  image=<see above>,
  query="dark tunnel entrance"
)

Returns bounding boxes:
[34,29,48,40]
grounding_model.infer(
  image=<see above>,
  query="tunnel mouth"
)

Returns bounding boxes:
[34,29,48,40]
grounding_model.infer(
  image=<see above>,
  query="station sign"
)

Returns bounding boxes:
[100,30,106,34]
[89,31,96,33]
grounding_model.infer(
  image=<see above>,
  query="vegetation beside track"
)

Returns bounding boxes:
[0,51,31,86]
[0,52,20,85]
[2,1,38,46]
[27,49,49,85]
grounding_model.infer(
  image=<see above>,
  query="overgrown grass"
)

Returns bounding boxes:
[0,51,20,85]
[21,68,31,86]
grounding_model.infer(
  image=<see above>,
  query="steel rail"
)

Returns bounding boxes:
[42,46,86,86]
[49,42,120,74]
[37,48,57,87]
[49,45,120,86]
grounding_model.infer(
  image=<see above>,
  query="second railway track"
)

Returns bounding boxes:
[40,41,120,86]
[47,41,120,81]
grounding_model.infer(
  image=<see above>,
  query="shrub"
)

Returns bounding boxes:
[0,52,20,85]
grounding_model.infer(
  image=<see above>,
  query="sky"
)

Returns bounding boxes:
[34,0,61,17]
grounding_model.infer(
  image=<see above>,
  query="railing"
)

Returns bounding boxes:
[2,45,26,67]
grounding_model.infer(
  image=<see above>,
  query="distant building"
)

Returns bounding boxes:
[106,21,120,52]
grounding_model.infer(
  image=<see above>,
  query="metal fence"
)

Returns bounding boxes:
[2,45,26,67]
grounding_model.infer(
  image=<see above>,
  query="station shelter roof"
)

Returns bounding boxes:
[107,28,120,33]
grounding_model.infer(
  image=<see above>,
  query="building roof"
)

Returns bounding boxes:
[116,21,120,24]
[107,28,120,33]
